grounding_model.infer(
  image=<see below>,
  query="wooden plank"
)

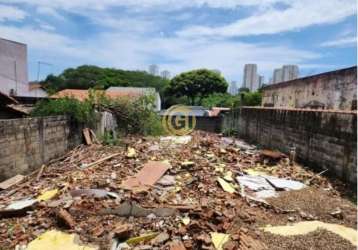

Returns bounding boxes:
[0,175,25,190]
[83,128,92,145]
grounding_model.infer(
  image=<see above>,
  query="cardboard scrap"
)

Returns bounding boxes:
[210,232,230,250]
[26,230,97,250]
[0,174,24,190]
[120,161,170,191]
[262,221,357,246]
[217,177,236,194]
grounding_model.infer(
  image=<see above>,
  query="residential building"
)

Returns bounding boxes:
[228,81,238,95]
[0,38,47,99]
[0,38,48,99]
[261,66,357,110]
[282,65,299,81]
[52,87,162,111]
[272,65,299,84]
[258,75,265,89]
[160,70,171,79]
[272,68,283,84]
[148,64,159,76]
[242,64,258,91]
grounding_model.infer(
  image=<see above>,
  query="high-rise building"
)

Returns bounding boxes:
[282,65,299,82]
[229,81,238,95]
[242,64,258,91]
[272,65,299,84]
[273,68,283,84]
[258,75,265,89]
[148,64,159,76]
[160,70,171,79]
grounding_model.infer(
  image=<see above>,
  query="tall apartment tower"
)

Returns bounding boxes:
[148,64,159,76]
[273,68,283,84]
[258,75,265,89]
[242,64,258,91]
[229,81,238,95]
[282,65,299,81]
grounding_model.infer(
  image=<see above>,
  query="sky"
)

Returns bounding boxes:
[0,0,356,86]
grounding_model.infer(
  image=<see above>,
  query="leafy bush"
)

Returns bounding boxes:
[201,93,239,108]
[100,94,164,136]
[31,97,95,124]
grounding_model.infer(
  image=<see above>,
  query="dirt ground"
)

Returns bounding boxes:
[0,132,356,249]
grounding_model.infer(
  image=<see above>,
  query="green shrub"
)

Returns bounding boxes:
[31,97,95,125]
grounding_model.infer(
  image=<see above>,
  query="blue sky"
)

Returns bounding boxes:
[0,0,356,86]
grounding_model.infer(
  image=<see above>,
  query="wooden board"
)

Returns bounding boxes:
[0,175,25,190]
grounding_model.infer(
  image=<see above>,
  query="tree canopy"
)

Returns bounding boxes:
[167,69,228,105]
[42,65,169,95]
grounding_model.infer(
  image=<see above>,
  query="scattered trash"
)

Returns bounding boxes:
[160,135,192,144]
[126,147,136,158]
[26,230,97,250]
[57,208,76,229]
[6,198,37,211]
[264,175,306,191]
[169,240,186,250]
[262,221,357,246]
[120,161,170,191]
[100,202,177,217]
[151,232,170,245]
[81,153,121,169]
[157,175,176,186]
[0,132,354,249]
[0,174,24,190]
[69,189,119,199]
[261,149,284,160]
[37,189,59,201]
[210,232,230,250]
[181,217,191,225]
[126,232,159,245]
[217,177,236,194]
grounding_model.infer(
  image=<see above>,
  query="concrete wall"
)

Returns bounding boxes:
[0,116,82,181]
[223,107,357,186]
[262,67,357,110]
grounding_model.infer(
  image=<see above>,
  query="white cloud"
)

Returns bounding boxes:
[36,6,64,20]
[0,4,27,21]
[0,23,320,81]
[321,36,356,47]
[178,0,356,37]
[0,0,285,13]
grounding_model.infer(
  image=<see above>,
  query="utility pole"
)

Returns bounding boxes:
[37,61,53,81]
[14,61,17,96]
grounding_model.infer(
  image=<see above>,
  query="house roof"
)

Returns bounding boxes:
[28,82,46,91]
[0,90,18,105]
[51,88,147,101]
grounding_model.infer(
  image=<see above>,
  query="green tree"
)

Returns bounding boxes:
[240,91,262,106]
[167,69,228,105]
[201,93,238,108]
[41,65,169,95]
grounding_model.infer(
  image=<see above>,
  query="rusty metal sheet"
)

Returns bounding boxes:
[120,161,170,191]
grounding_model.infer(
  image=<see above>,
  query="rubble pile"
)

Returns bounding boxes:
[0,132,356,249]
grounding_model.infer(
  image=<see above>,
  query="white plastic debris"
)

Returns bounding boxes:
[160,136,192,144]
[263,176,306,191]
